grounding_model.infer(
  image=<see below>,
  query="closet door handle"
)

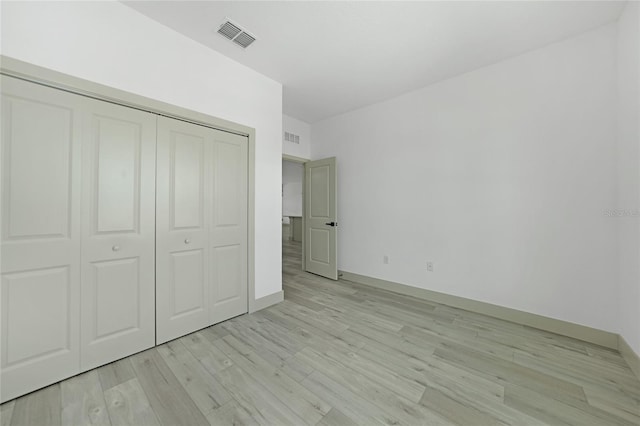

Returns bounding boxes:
[112,245,120,252]
[184,239,191,244]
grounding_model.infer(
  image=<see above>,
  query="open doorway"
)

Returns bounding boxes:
[282,155,339,280]
[282,157,305,273]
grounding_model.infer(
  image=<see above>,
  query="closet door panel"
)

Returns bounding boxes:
[170,249,206,315]
[172,133,204,229]
[80,99,156,371]
[91,258,140,337]
[209,132,248,325]
[1,77,82,403]
[156,117,210,344]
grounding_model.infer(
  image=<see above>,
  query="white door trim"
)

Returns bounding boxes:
[282,153,309,164]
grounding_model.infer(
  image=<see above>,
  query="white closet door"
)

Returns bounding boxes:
[156,117,211,344]
[80,99,157,370]
[209,131,248,325]
[156,117,248,343]
[1,77,83,403]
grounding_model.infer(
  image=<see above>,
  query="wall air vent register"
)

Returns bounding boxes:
[284,132,300,144]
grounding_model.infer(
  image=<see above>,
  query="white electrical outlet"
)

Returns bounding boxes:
[427,261,434,272]
[383,255,389,264]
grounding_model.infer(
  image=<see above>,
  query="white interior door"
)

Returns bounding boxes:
[156,117,211,344]
[80,99,157,370]
[209,131,248,325]
[0,76,249,401]
[304,157,338,280]
[156,117,248,343]
[1,77,83,402]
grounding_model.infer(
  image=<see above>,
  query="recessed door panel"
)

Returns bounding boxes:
[215,142,242,226]
[80,99,156,371]
[172,132,204,230]
[212,244,241,302]
[309,229,331,264]
[2,267,71,367]
[91,258,140,340]
[1,76,82,403]
[94,117,140,233]
[171,249,206,317]
[3,99,72,240]
[310,165,330,219]
[156,117,210,344]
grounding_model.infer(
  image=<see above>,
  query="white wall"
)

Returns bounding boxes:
[616,2,640,355]
[283,114,312,159]
[282,161,304,220]
[312,24,619,333]
[1,1,283,299]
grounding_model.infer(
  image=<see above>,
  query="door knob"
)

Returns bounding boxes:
[325,222,337,227]
[184,238,191,244]
[112,245,120,252]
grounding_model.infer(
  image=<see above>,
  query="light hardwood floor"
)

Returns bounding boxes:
[1,227,639,426]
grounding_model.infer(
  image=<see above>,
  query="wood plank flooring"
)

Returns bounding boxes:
[1,227,639,425]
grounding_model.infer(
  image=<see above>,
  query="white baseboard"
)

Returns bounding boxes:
[250,290,284,313]
[340,270,619,350]
[618,334,640,380]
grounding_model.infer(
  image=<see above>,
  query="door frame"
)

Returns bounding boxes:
[282,154,309,271]
[0,56,262,313]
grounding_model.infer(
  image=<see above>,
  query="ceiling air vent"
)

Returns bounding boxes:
[217,19,256,49]
[233,32,256,49]
[217,21,242,40]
